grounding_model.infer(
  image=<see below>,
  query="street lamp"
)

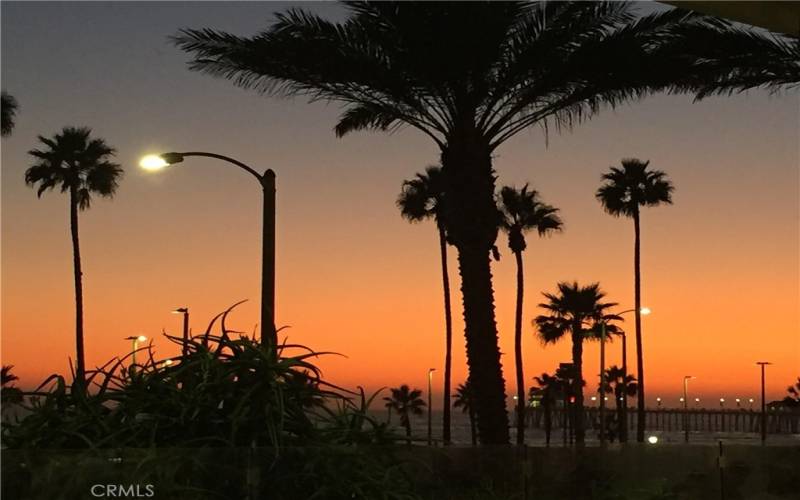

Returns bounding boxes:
[719,398,725,408]
[140,152,277,348]
[126,335,148,372]
[427,368,436,446]
[656,397,662,408]
[172,307,189,358]
[683,375,695,443]
[756,361,772,444]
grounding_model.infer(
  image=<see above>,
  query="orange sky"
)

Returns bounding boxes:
[2,2,798,409]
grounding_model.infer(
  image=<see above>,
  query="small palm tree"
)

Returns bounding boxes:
[398,166,453,444]
[534,282,619,446]
[601,365,638,442]
[596,158,673,443]
[530,372,562,447]
[498,184,562,445]
[1,91,18,137]
[383,384,425,444]
[1,365,24,407]
[453,380,477,446]
[25,127,123,387]
[784,378,800,408]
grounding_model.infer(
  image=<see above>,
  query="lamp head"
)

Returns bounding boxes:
[136,335,147,342]
[640,307,652,315]
[139,152,184,171]
[172,307,188,314]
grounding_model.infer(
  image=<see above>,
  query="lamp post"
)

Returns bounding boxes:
[141,153,277,348]
[427,368,436,446]
[756,361,771,444]
[172,307,189,358]
[126,335,148,373]
[683,375,695,443]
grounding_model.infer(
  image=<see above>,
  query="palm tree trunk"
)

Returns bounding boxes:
[571,332,585,446]
[69,189,86,389]
[438,226,453,445]
[633,209,645,443]
[514,250,525,445]
[404,419,411,445]
[544,404,552,447]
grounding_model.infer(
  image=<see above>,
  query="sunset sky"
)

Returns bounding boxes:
[2,2,798,408]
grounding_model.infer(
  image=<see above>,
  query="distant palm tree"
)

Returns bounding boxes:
[530,372,562,447]
[453,380,477,446]
[174,2,759,444]
[383,384,425,444]
[1,365,23,407]
[25,127,123,388]
[498,185,562,445]
[1,91,18,137]
[534,282,619,446]
[784,378,800,408]
[596,158,673,443]
[601,365,638,442]
[398,166,454,444]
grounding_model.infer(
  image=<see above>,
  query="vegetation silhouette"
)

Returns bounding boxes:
[24,127,123,389]
[398,165,454,444]
[452,380,477,446]
[384,385,425,445]
[784,378,800,408]
[172,1,769,444]
[534,282,620,446]
[498,184,562,445]
[1,91,18,137]
[599,365,638,443]
[596,158,673,442]
[1,365,24,408]
[530,372,562,447]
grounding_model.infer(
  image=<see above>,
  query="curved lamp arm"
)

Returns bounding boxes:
[164,151,271,184]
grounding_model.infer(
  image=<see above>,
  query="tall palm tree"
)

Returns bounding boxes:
[600,365,638,442]
[596,158,673,443]
[1,91,18,137]
[530,372,562,447]
[383,384,425,444]
[174,2,766,444]
[498,185,562,445]
[25,127,123,388]
[453,380,477,446]
[398,165,454,444]
[534,282,619,446]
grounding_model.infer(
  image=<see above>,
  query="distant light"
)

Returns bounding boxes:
[590,396,597,402]
[679,397,685,402]
[513,395,518,401]
[647,436,658,445]
[720,398,725,402]
[695,398,700,402]
[139,155,169,171]
[640,307,652,315]
[163,359,173,366]
[749,398,754,403]
[136,335,147,342]
[656,397,662,402]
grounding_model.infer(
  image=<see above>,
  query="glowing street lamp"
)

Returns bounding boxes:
[172,307,189,358]
[756,361,772,444]
[656,397,662,408]
[735,398,741,408]
[126,335,148,372]
[140,152,277,348]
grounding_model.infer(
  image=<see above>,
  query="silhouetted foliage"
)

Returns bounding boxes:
[24,127,123,388]
[530,372,562,447]
[597,158,673,442]
[498,184,562,444]
[1,365,24,407]
[784,378,800,408]
[384,385,425,444]
[1,91,18,137]
[599,365,637,442]
[398,166,454,444]
[452,380,477,446]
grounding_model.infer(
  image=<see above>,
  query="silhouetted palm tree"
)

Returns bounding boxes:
[453,381,477,446]
[383,384,425,444]
[25,127,123,388]
[398,166,454,444]
[601,365,638,442]
[784,378,800,408]
[596,158,673,442]
[530,372,562,447]
[498,185,562,445]
[534,282,619,446]
[1,91,18,137]
[1,365,23,407]
[174,2,752,444]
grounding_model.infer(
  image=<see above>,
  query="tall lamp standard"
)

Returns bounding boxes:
[756,361,772,444]
[427,368,436,446]
[140,153,277,348]
[683,375,695,443]
[126,335,148,373]
[172,307,189,358]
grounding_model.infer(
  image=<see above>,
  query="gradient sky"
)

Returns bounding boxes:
[2,2,798,408]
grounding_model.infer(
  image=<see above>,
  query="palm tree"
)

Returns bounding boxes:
[1,366,24,407]
[383,384,425,444]
[530,372,562,447]
[534,282,619,446]
[453,381,477,446]
[1,91,18,137]
[398,166,454,444]
[498,185,562,445]
[174,2,764,444]
[784,378,800,408]
[596,158,673,442]
[600,365,638,442]
[25,127,123,388]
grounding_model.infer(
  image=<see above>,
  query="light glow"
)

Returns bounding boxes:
[647,436,658,444]
[640,307,652,315]
[139,155,169,171]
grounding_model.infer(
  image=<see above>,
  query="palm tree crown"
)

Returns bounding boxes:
[383,385,425,429]
[398,165,446,229]
[25,127,123,208]
[1,91,18,137]
[534,282,620,343]
[452,382,474,415]
[596,159,673,217]
[498,184,562,253]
